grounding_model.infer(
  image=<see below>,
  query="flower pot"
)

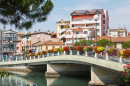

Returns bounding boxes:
[77,51,79,55]
[85,51,88,56]
[119,56,122,63]
[43,55,44,58]
[16,56,17,61]
[64,51,66,55]
[100,52,103,57]
[106,53,109,60]
[70,50,72,55]
[95,53,98,58]
[38,55,40,58]
[33,56,35,59]
[52,53,54,56]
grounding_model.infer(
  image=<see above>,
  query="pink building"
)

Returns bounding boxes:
[64,9,109,46]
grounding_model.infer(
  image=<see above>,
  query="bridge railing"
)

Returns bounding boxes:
[0,50,130,64]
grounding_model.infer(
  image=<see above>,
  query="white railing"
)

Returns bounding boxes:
[0,50,129,64]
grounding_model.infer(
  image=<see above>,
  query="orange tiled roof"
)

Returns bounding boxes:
[111,37,130,43]
[96,36,111,41]
[51,33,57,36]
[109,29,127,32]
[57,21,70,23]
[128,32,130,36]
[71,9,103,15]
[33,41,64,46]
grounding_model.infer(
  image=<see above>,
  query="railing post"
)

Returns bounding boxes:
[38,55,40,58]
[119,56,122,63]
[77,51,79,55]
[47,53,49,57]
[64,51,66,55]
[95,53,98,58]
[26,57,27,60]
[16,56,17,61]
[43,55,44,58]
[70,50,72,55]
[30,56,31,60]
[85,51,88,56]
[106,53,109,60]
[52,53,54,56]
[58,51,60,56]
[33,56,35,59]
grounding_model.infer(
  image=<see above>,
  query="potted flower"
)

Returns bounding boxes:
[51,49,54,56]
[120,64,130,86]
[32,53,35,59]
[25,54,30,60]
[94,46,104,58]
[53,48,58,56]
[75,45,83,55]
[42,50,47,57]
[84,46,93,56]
[70,46,76,55]
[38,52,42,58]
[63,46,69,55]
[47,50,51,57]
[122,49,130,59]
[34,53,38,58]
[59,48,63,55]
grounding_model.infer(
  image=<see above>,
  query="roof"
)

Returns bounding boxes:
[71,9,103,15]
[33,41,64,46]
[57,21,70,23]
[51,33,57,36]
[111,37,130,43]
[108,29,127,32]
[96,36,111,41]
[17,32,26,35]
[20,32,51,37]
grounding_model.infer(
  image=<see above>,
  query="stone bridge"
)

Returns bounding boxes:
[0,55,127,85]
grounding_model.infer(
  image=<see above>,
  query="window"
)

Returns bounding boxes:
[82,25,85,27]
[103,25,105,30]
[61,25,64,29]
[90,25,93,27]
[84,31,88,34]
[46,46,48,50]
[103,15,105,18]
[75,19,80,21]
[67,38,70,41]
[109,33,111,35]
[121,33,123,36]
[76,32,79,34]
[72,25,74,27]
[77,25,79,27]
[103,20,105,24]
[87,18,92,21]
[67,31,71,35]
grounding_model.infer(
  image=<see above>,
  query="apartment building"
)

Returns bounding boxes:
[63,9,109,46]
[56,19,70,41]
[21,30,59,53]
[108,28,128,37]
[2,29,17,59]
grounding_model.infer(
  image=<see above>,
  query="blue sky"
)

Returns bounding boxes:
[0,0,130,32]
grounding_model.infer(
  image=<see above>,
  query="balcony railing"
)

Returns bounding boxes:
[3,48,16,51]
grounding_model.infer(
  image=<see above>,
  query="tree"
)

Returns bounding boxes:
[122,41,130,49]
[73,39,94,46]
[97,39,116,47]
[0,0,53,30]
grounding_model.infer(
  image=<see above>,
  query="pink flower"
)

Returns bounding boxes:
[121,73,124,75]
[125,73,129,75]
[123,66,126,68]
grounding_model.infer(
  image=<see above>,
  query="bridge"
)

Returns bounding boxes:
[0,52,128,85]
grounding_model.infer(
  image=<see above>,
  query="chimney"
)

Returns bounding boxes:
[52,31,54,33]
[61,19,63,22]
[38,29,40,33]
[48,30,50,34]
[34,30,37,33]
[3,26,6,29]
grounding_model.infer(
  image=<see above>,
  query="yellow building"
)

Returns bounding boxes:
[56,19,70,41]
[32,41,64,51]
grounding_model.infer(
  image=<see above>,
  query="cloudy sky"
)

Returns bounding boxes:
[0,0,130,32]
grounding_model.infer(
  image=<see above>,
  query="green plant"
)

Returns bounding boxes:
[53,48,57,52]
[34,53,38,56]
[0,70,9,78]
[97,39,115,47]
[47,50,51,53]
[122,41,130,49]
[84,46,93,51]
[70,46,76,51]
[60,48,63,52]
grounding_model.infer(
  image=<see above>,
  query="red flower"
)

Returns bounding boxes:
[121,73,124,75]
[75,45,83,51]
[63,46,69,51]
[94,46,101,54]
[125,73,129,75]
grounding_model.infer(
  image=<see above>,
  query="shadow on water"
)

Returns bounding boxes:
[0,71,121,86]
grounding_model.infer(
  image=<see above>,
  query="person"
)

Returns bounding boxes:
[5,55,8,61]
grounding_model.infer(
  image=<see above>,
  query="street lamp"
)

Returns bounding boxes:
[37,35,40,52]
[93,15,99,46]
[26,32,29,54]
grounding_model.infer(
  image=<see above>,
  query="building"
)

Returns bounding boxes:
[56,19,70,41]
[63,9,109,46]
[108,28,128,37]
[3,29,17,60]
[21,30,59,53]
[32,41,64,51]
[16,32,26,54]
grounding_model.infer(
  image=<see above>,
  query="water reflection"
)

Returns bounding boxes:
[0,72,89,86]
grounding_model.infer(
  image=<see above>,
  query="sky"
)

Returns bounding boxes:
[0,0,130,32]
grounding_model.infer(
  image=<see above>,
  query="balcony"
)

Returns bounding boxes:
[71,19,100,24]
[58,29,66,34]
[58,34,65,39]
[3,48,16,52]
[73,34,90,38]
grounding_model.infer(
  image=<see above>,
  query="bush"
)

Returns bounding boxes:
[70,46,76,51]
[121,64,130,84]
[97,39,115,47]
[84,46,93,51]
[122,41,130,49]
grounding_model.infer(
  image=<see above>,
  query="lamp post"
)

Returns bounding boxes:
[26,32,29,54]
[93,15,99,46]
[37,35,40,52]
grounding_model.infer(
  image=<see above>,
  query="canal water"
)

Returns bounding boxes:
[0,72,118,86]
